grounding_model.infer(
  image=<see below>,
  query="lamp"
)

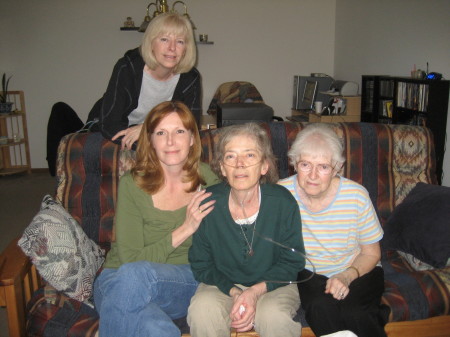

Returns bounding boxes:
[138,0,196,33]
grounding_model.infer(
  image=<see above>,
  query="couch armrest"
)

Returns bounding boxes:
[0,237,42,337]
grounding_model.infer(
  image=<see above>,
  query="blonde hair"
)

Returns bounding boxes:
[140,12,196,74]
[131,101,204,194]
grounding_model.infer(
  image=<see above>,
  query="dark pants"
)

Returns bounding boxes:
[46,99,102,176]
[46,102,84,176]
[297,266,389,337]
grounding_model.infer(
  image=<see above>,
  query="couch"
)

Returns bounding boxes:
[1,121,450,337]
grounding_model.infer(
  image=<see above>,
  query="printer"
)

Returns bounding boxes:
[328,80,359,96]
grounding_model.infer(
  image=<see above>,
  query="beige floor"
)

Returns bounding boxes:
[0,171,56,337]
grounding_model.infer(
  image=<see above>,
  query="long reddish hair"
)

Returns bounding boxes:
[131,101,204,194]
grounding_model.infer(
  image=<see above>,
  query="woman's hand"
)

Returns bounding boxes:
[184,189,216,232]
[172,189,215,248]
[230,283,266,332]
[112,124,143,150]
[326,242,381,300]
[325,271,352,300]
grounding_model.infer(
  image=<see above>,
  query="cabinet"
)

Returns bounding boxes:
[361,75,395,123]
[289,96,361,123]
[0,91,31,175]
[361,76,449,184]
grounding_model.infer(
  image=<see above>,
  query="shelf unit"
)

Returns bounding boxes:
[0,91,31,176]
[361,75,394,123]
[119,27,214,44]
[361,76,449,184]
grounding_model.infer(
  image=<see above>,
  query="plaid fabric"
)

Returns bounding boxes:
[56,132,121,252]
[27,286,99,337]
[206,81,265,115]
[27,123,448,336]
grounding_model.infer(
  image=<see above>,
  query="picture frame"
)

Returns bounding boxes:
[302,80,318,110]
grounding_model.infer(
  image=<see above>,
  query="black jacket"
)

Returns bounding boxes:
[94,48,202,142]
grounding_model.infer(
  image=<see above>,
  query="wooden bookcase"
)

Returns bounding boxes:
[0,91,31,175]
[361,76,449,184]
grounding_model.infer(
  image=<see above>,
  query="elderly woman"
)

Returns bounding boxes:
[94,101,220,337]
[278,123,387,337]
[188,123,305,337]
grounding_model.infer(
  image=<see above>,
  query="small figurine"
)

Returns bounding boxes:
[124,17,135,28]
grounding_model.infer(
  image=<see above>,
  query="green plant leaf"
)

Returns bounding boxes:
[1,73,12,103]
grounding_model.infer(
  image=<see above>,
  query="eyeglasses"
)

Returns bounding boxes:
[296,161,335,175]
[222,152,261,167]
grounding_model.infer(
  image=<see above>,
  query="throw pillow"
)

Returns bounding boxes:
[18,195,105,302]
[382,182,450,269]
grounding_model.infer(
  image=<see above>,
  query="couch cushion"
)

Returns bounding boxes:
[382,182,450,269]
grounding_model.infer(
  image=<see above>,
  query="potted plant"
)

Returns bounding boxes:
[0,73,13,114]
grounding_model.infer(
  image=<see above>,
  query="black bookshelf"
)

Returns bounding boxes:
[361,75,449,184]
[361,75,394,123]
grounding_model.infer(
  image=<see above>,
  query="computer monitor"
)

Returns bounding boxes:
[293,76,333,110]
[302,80,318,110]
[217,103,274,127]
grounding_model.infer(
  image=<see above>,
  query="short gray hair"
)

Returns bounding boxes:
[211,123,279,184]
[288,123,345,168]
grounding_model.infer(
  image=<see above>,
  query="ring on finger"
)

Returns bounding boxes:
[340,292,344,299]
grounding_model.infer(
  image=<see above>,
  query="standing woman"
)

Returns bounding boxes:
[46,12,199,174]
[188,123,305,337]
[94,101,220,337]
[278,123,387,337]
[100,12,200,149]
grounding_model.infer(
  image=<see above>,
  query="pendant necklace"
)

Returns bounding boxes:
[232,188,260,256]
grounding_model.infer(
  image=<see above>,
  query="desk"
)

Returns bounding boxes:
[289,96,361,123]
[200,115,217,130]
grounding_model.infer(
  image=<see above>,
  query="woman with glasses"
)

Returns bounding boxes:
[188,123,305,337]
[278,123,387,337]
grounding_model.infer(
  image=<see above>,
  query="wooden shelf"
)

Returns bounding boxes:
[0,91,31,175]
[0,167,29,176]
[119,27,214,44]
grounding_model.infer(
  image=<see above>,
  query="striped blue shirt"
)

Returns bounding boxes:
[278,175,383,277]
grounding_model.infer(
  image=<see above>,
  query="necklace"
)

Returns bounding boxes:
[231,188,260,256]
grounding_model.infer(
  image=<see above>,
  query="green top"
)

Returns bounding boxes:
[188,182,305,295]
[104,162,220,269]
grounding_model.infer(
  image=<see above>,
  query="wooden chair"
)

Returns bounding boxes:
[0,238,42,337]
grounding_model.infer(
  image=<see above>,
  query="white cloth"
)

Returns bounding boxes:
[322,331,358,337]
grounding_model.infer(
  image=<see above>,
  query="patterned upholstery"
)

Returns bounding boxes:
[26,123,450,336]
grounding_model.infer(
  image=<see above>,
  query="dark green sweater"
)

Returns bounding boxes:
[189,182,305,295]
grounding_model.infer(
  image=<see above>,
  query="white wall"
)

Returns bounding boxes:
[0,0,336,169]
[334,0,450,186]
[1,0,449,186]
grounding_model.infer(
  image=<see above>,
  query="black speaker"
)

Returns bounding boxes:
[217,103,274,127]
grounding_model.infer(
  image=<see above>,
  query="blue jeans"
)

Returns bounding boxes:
[94,261,198,337]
